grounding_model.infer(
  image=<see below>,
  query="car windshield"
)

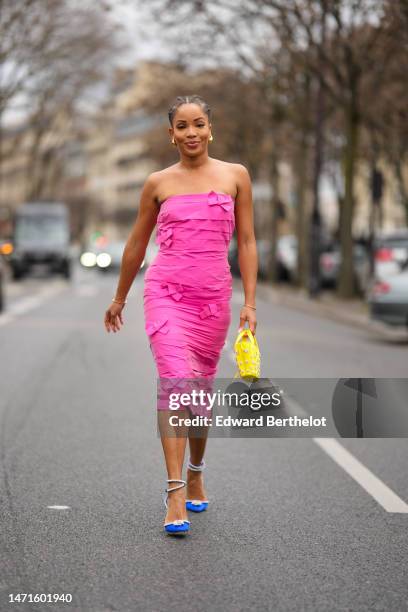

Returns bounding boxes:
[15,215,69,243]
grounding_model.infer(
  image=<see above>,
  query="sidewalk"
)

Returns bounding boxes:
[255,280,408,341]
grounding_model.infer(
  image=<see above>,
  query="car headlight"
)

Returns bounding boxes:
[80,252,97,267]
[96,252,112,268]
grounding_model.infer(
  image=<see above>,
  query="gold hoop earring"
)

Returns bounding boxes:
[171,138,177,146]
[209,134,213,142]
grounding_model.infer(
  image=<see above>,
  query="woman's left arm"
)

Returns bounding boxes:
[234,164,258,334]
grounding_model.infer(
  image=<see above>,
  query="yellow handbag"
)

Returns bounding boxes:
[233,328,261,381]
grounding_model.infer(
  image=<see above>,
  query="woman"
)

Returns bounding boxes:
[104,95,257,536]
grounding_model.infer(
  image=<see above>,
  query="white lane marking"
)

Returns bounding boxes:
[283,389,408,514]
[314,438,408,513]
[225,347,408,513]
[47,505,70,510]
[10,295,48,315]
[0,283,67,326]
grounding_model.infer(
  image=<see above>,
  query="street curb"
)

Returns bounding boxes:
[255,281,408,342]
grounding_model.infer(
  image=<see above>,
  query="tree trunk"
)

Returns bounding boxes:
[394,160,408,226]
[294,74,312,289]
[294,141,309,288]
[337,100,359,299]
[267,150,280,284]
[25,120,49,201]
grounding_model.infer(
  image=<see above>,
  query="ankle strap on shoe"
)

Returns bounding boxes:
[187,458,206,472]
[166,479,186,494]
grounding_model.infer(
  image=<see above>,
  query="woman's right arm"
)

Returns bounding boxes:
[112,173,160,303]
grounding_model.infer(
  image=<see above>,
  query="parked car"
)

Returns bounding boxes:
[232,232,369,289]
[277,235,297,281]
[373,229,408,281]
[368,266,408,327]
[9,202,72,280]
[255,239,270,280]
[257,235,297,281]
[319,242,369,294]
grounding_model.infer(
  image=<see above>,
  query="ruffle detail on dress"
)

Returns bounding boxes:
[155,227,173,247]
[145,318,170,336]
[199,302,221,319]
[160,282,184,301]
[207,190,233,212]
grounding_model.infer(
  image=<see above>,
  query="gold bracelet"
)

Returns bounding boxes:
[112,297,127,305]
[244,303,256,310]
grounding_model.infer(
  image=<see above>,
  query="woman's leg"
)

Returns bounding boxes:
[186,375,215,500]
[158,410,189,524]
[186,426,209,501]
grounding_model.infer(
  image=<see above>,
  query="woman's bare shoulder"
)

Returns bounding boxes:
[228,161,250,176]
[144,165,180,201]
[145,164,179,185]
[219,160,251,196]
[213,159,250,181]
[229,162,251,188]
[212,158,249,170]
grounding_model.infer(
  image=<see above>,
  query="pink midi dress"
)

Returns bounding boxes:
[143,190,236,411]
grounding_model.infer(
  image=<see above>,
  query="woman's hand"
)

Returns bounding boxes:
[104,301,126,333]
[238,305,257,335]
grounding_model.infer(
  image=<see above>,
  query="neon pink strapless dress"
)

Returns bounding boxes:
[143,190,235,407]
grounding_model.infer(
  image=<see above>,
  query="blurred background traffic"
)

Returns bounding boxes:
[1,0,408,330]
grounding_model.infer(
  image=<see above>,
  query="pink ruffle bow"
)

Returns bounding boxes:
[161,282,184,301]
[207,190,232,212]
[145,318,170,336]
[155,227,173,247]
[199,302,220,319]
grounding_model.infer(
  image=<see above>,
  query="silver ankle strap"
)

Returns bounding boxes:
[187,458,206,472]
[166,478,186,493]
[163,479,186,509]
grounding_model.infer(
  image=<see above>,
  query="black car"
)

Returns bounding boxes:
[9,201,72,280]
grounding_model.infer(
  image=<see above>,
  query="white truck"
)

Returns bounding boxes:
[10,201,72,280]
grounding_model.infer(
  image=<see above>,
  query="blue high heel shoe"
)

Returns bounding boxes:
[163,479,190,535]
[186,458,209,513]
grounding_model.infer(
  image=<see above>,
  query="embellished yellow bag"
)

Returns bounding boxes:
[233,329,261,381]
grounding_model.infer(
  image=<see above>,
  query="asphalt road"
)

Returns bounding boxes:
[0,262,407,612]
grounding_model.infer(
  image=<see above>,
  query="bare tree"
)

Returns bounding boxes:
[1,0,126,200]
[361,3,408,225]
[138,0,406,298]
